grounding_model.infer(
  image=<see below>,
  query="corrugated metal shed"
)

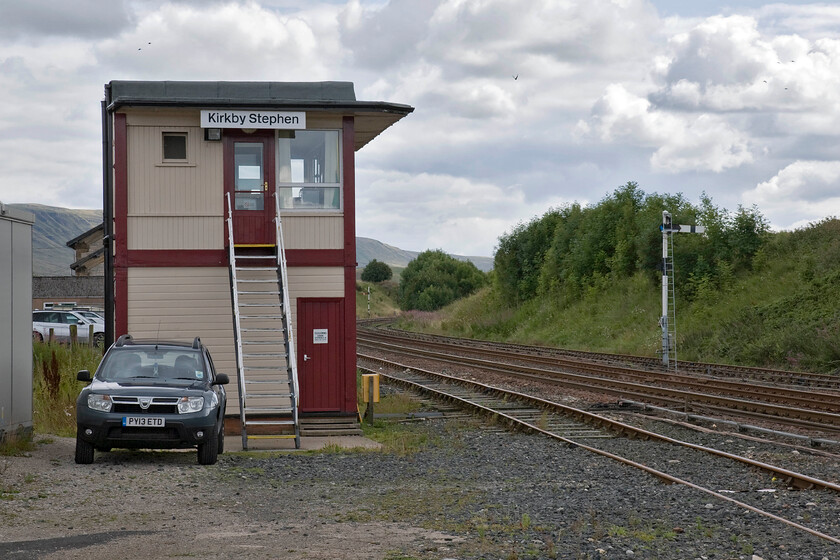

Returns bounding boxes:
[0,202,34,439]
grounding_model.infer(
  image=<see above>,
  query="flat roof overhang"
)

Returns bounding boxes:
[105,80,414,150]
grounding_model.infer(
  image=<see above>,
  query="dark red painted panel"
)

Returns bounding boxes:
[126,250,227,267]
[341,117,358,412]
[298,298,344,412]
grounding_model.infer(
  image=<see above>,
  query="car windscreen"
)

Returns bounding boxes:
[98,348,207,382]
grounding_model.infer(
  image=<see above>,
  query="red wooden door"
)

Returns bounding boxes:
[224,131,275,245]
[297,298,344,412]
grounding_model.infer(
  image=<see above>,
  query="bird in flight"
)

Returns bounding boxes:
[513,74,518,80]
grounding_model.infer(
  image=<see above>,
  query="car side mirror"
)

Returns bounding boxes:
[214,373,230,385]
[77,370,92,382]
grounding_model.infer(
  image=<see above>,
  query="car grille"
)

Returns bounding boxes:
[108,427,180,440]
[111,396,180,415]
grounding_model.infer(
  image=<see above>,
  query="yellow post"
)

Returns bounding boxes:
[361,373,380,424]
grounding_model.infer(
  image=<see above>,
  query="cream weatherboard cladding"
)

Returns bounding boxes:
[125,119,224,251]
[125,266,343,415]
[281,215,343,250]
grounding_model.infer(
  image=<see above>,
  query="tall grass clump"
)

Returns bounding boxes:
[32,342,103,436]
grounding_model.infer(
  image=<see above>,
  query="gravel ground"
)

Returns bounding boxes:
[1,414,837,560]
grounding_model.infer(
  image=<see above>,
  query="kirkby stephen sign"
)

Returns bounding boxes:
[200,110,306,129]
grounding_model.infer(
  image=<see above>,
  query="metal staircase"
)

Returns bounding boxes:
[226,193,300,449]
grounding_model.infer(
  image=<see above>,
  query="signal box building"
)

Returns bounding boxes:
[102,81,412,446]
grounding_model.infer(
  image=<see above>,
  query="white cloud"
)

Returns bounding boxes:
[581,84,753,173]
[2,0,840,257]
[744,160,840,228]
[355,168,570,255]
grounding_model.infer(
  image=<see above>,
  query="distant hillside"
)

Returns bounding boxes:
[357,237,493,272]
[9,203,102,276]
[13,204,493,276]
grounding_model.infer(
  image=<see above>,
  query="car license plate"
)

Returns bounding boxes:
[122,416,165,427]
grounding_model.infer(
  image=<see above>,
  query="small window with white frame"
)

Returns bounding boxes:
[276,130,341,210]
[162,132,188,162]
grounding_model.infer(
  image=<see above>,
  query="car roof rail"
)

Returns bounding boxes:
[115,334,133,347]
[192,337,202,349]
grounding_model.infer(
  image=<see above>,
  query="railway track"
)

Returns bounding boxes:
[357,328,840,434]
[359,321,840,390]
[357,353,840,545]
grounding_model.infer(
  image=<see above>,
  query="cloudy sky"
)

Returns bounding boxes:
[1,0,839,257]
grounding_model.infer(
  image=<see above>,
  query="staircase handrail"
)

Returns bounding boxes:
[225,193,248,422]
[273,193,299,408]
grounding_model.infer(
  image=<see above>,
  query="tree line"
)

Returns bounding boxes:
[494,182,770,304]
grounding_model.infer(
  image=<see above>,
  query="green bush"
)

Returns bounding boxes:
[360,259,393,282]
[398,250,486,311]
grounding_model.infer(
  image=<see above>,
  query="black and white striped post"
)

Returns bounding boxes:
[660,211,705,369]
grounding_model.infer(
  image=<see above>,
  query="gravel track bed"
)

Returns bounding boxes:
[232,418,839,559]
[1,420,838,559]
[358,351,840,557]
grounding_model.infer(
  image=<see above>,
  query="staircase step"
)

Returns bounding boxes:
[244,407,295,414]
[241,327,285,332]
[236,266,276,271]
[246,393,294,399]
[241,315,284,319]
[239,290,282,295]
[245,419,296,426]
[239,303,283,308]
[237,279,279,284]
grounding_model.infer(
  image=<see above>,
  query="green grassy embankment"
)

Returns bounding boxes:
[398,220,840,373]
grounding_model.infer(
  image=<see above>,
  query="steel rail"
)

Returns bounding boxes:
[358,355,840,545]
[358,338,840,430]
[358,323,840,389]
[359,333,840,409]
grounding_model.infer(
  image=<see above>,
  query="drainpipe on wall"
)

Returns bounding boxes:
[101,88,115,349]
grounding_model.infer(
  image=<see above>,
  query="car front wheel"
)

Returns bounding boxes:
[197,429,219,465]
[217,420,225,455]
[75,434,94,464]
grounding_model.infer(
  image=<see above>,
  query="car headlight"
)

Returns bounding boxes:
[87,394,112,412]
[178,396,204,414]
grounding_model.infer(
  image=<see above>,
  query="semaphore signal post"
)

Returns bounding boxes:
[659,211,705,372]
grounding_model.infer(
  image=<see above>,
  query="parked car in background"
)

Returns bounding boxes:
[32,310,105,345]
[74,310,105,326]
[75,334,229,465]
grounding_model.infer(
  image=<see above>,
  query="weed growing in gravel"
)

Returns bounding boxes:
[361,420,442,455]
[33,341,102,436]
[0,430,35,456]
[383,554,422,560]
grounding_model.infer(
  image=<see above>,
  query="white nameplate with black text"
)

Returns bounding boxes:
[201,110,306,129]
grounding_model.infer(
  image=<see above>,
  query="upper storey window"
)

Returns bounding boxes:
[162,132,188,161]
[276,130,341,210]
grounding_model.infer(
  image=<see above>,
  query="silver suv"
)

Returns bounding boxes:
[32,310,104,345]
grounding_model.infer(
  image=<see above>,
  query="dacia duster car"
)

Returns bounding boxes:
[75,335,229,465]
